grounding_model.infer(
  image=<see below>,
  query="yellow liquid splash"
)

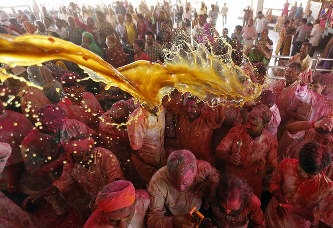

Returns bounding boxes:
[0,35,261,107]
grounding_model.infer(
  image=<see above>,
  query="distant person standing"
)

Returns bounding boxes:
[294,3,304,20]
[221,3,228,26]
[309,19,324,56]
[305,10,314,24]
[288,2,297,19]
[254,11,267,39]
[208,4,219,27]
[282,0,290,16]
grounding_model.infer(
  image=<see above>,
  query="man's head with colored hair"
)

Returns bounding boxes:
[246,104,272,138]
[298,142,331,177]
[167,150,197,192]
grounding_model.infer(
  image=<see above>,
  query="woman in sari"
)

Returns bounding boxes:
[125,13,137,47]
[81,32,104,58]
[275,19,294,56]
[104,35,128,68]
[27,65,66,103]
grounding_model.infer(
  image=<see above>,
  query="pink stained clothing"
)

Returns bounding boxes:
[146,160,220,228]
[58,92,104,131]
[266,104,281,137]
[211,194,265,228]
[99,111,136,181]
[127,107,166,184]
[0,192,40,228]
[0,110,33,166]
[216,125,278,197]
[295,84,331,122]
[19,86,50,123]
[53,147,124,199]
[265,159,333,227]
[273,80,299,122]
[166,103,223,165]
[285,129,333,180]
[242,25,257,48]
[21,119,95,176]
[84,190,150,228]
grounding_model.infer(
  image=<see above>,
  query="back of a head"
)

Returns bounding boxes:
[299,142,331,175]
[216,174,252,204]
[288,62,302,73]
[301,18,307,24]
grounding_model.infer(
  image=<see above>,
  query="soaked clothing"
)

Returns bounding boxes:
[53,147,123,200]
[127,107,166,185]
[166,103,223,164]
[216,125,277,196]
[265,159,333,227]
[58,92,103,131]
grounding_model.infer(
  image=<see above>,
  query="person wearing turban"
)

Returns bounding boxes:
[146,150,219,227]
[0,101,33,192]
[27,65,66,103]
[84,180,150,228]
[58,73,104,131]
[24,134,124,220]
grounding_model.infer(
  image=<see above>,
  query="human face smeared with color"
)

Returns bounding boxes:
[170,163,197,192]
[219,189,242,215]
[72,149,94,166]
[64,84,84,103]
[246,111,264,138]
[103,203,136,228]
[185,99,201,121]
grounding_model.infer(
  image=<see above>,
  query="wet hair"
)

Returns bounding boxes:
[259,90,276,107]
[250,104,272,124]
[301,18,308,24]
[133,39,145,49]
[235,25,243,32]
[185,95,204,106]
[253,62,267,76]
[288,62,302,74]
[299,142,331,175]
[137,14,144,20]
[216,174,252,210]
[167,150,196,174]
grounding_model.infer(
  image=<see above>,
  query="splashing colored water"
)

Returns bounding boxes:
[0,34,262,107]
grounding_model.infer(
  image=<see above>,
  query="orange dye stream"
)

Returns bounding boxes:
[0,35,261,107]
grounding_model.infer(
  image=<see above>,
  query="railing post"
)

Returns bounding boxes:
[314,53,321,73]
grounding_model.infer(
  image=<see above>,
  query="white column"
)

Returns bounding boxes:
[256,0,264,13]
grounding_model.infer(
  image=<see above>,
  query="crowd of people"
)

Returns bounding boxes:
[0,0,333,228]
